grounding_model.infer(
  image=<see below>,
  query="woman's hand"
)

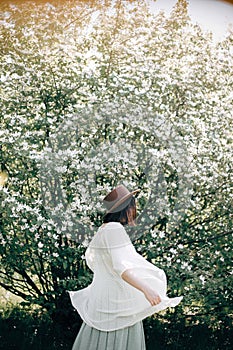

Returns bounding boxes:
[143,287,161,306]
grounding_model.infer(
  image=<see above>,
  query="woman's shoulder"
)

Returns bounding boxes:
[99,222,124,231]
[98,222,132,248]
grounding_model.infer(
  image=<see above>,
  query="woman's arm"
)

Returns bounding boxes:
[121,269,161,306]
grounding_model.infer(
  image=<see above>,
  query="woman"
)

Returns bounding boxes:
[69,184,183,350]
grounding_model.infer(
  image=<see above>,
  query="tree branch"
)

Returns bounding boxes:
[14,268,43,297]
[0,281,29,301]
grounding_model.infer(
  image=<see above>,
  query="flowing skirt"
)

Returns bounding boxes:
[72,321,146,350]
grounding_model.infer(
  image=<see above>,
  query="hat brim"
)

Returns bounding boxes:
[106,189,140,214]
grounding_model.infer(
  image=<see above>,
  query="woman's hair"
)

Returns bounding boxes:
[103,196,137,226]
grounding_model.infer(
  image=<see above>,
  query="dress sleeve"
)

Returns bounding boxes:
[85,247,95,272]
[102,224,139,277]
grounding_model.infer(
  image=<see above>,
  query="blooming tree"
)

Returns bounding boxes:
[0,0,232,327]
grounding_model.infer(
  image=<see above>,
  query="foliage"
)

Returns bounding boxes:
[0,304,78,350]
[0,0,232,330]
[0,305,232,350]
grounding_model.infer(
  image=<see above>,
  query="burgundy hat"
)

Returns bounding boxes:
[103,185,140,214]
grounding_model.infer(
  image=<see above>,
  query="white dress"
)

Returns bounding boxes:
[69,222,183,331]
